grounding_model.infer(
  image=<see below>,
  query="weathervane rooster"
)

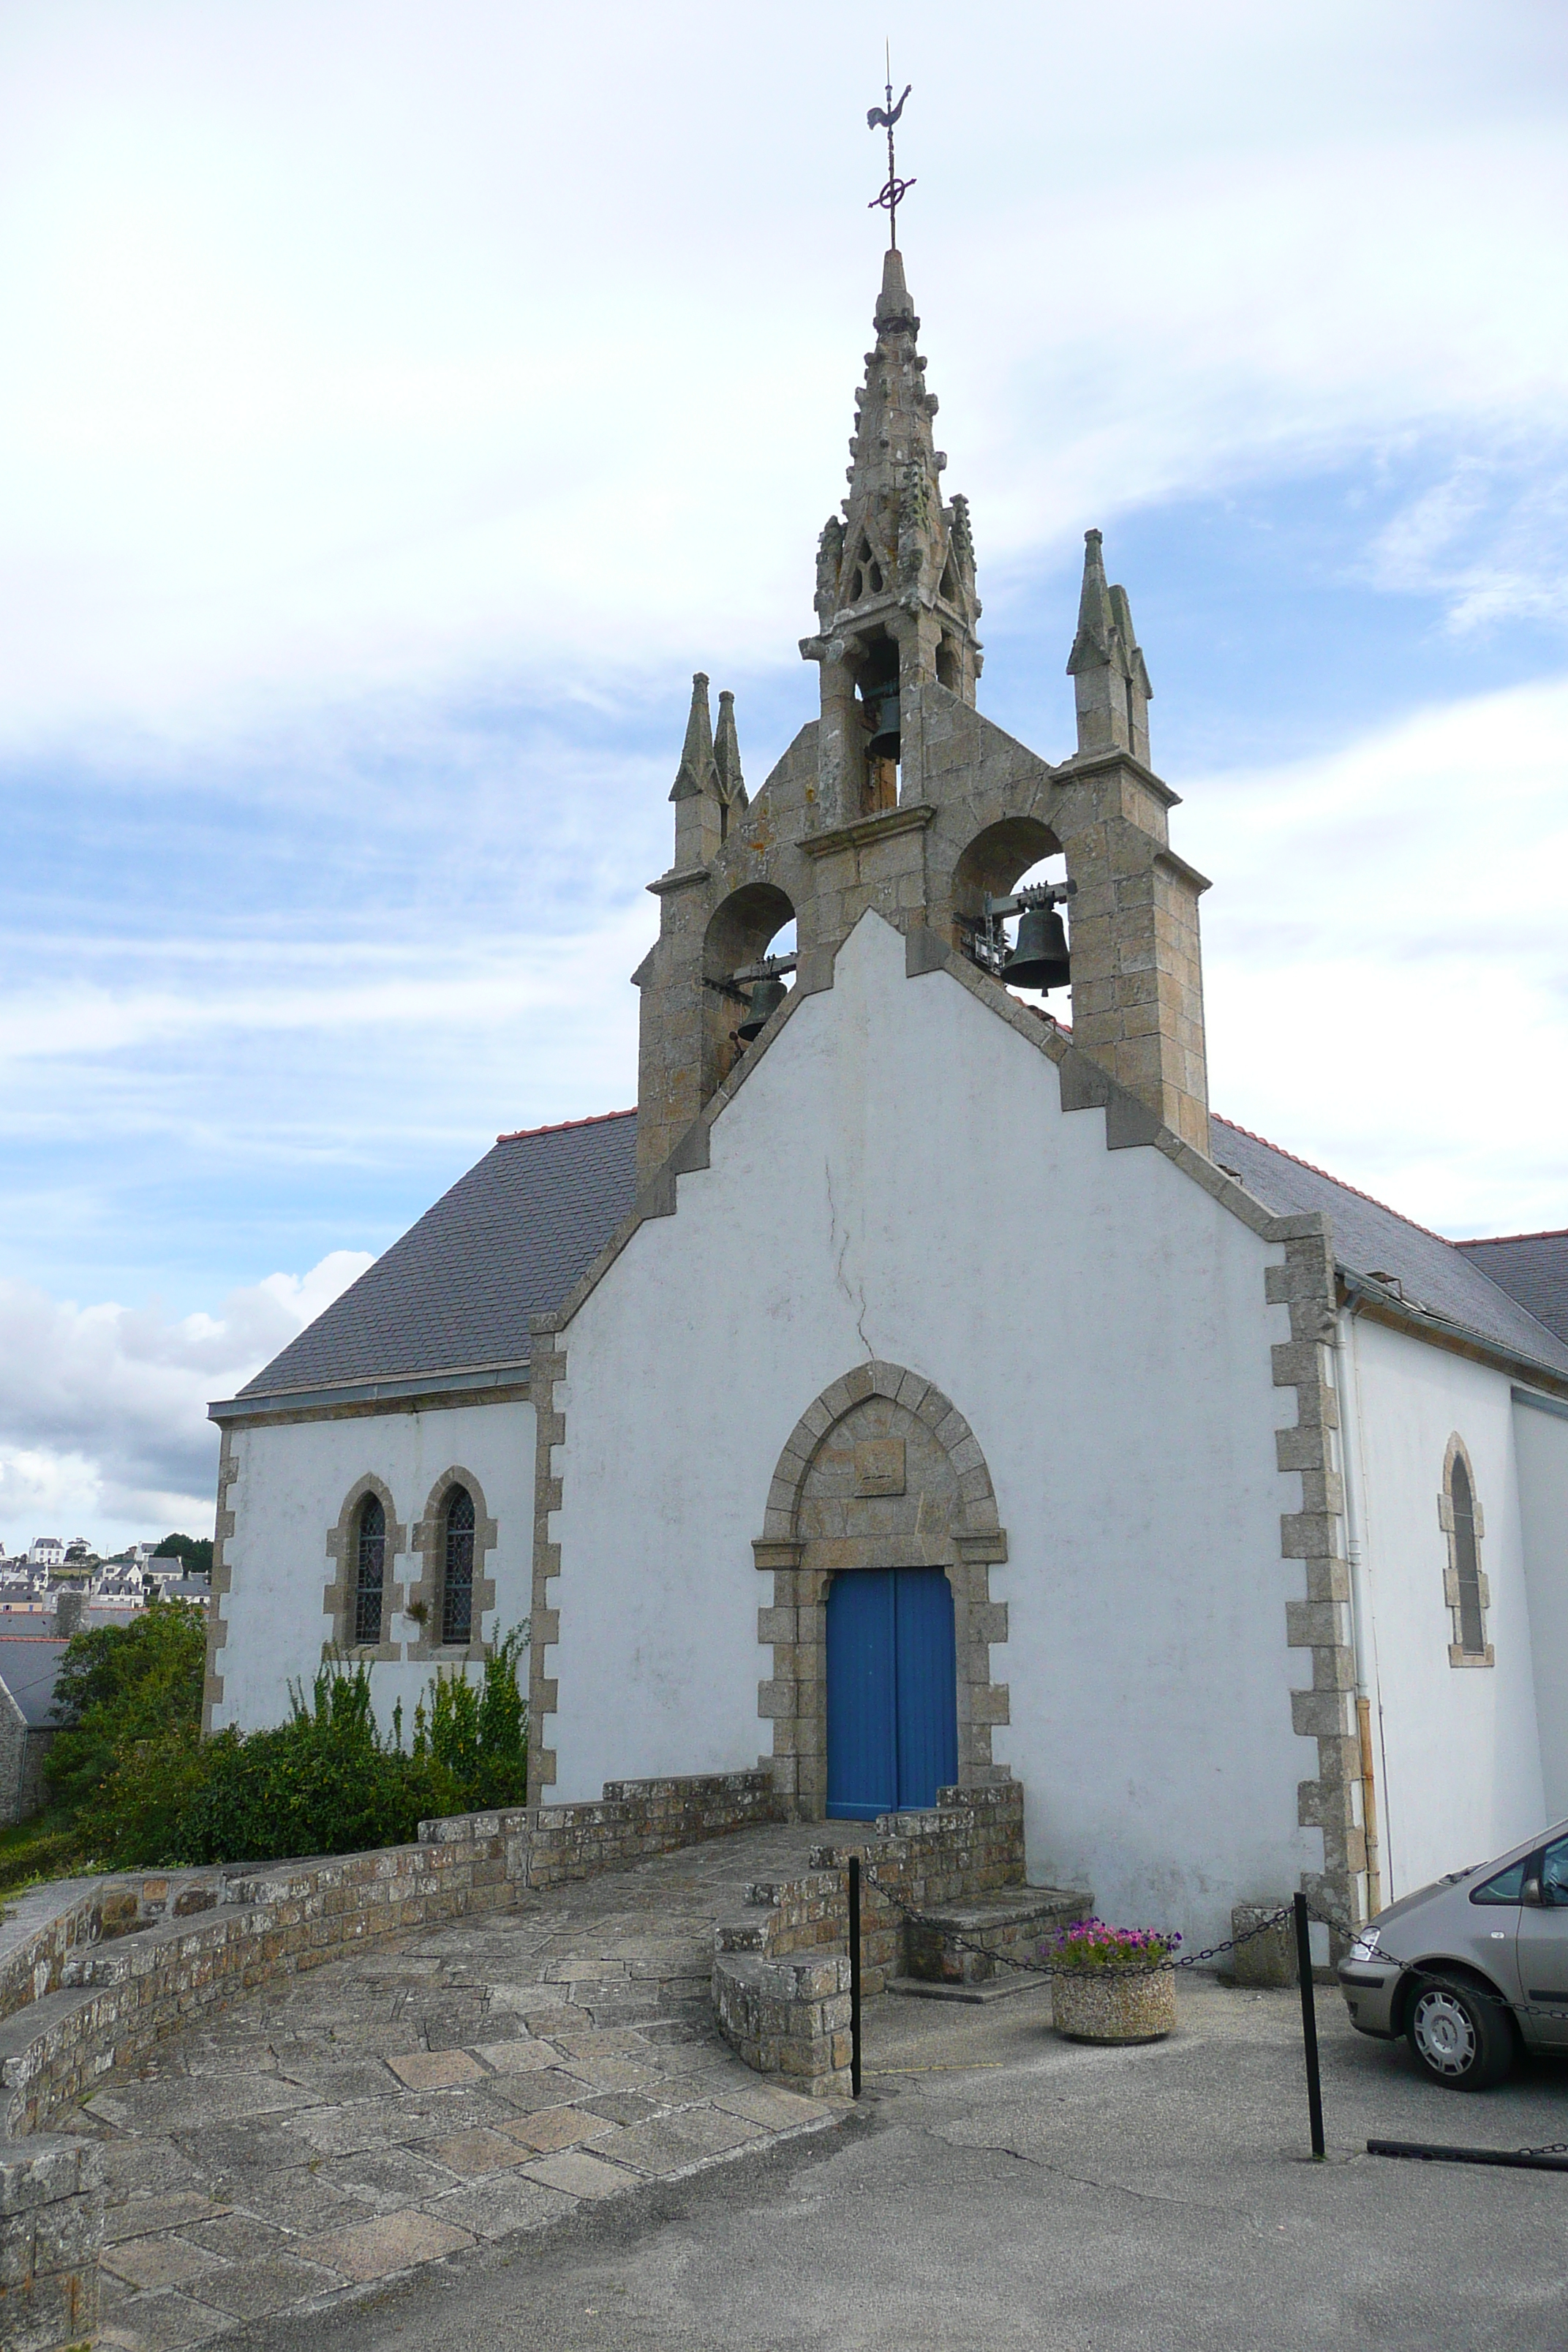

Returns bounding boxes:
[867,61,915,247]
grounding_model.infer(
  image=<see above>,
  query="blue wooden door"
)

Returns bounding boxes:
[894,1568,959,1810]
[826,1567,957,1821]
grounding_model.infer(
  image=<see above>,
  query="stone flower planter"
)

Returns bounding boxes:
[1051,1965,1177,2043]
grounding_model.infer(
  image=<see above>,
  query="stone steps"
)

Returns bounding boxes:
[902,1885,1092,1987]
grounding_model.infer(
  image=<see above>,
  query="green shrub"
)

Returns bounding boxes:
[83,1628,529,1870]
[45,1598,208,1816]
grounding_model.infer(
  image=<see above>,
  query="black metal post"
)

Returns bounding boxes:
[848,1855,862,2099]
[1294,1891,1325,2158]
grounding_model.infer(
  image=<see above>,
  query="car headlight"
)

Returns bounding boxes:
[1346,1927,1382,1966]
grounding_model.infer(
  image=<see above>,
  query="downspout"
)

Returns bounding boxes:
[1333,1297,1384,1917]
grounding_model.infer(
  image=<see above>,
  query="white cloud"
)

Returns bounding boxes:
[0,1251,371,1553]
[1186,675,1568,1235]
[0,3,1566,741]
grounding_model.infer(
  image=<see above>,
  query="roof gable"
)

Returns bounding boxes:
[219,920,1567,1417]
[1210,1120,1568,1379]
[1454,1229,1568,1347]
[230,1110,637,1406]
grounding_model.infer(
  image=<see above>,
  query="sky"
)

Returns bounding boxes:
[1,0,1565,1551]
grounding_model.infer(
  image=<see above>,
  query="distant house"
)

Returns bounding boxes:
[155,1576,211,1611]
[0,1637,67,1823]
[28,1538,64,1569]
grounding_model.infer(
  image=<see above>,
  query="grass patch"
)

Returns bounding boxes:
[0,1809,88,1899]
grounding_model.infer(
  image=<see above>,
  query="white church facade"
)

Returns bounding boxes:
[208,247,1568,1950]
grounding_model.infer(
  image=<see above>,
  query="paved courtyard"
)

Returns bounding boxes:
[213,1965,1568,2352]
[76,1823,839,2349]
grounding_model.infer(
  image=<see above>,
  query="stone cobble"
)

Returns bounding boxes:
[73,1823,836,2350]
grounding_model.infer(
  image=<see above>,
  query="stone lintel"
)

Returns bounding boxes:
[800,804,937,860]
[1055,745,1182,810]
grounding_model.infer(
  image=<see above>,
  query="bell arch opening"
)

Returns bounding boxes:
[951,816,1072,1009]
[704,881,797,1090]
[853,627,901,816]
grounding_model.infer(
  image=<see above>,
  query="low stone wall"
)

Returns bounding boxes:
[0,1769,777,2068]
[0,2136,101,2352]
[0,1814,529,2140]
[524,1769,780,1888]
[0,1768,780,2347]
[712,1782,1027,2094]
[712,1948,853,2089]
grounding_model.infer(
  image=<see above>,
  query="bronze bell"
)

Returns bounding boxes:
[737,973,788,1042]
[1002,902,1071,992]
[865,685,901,764]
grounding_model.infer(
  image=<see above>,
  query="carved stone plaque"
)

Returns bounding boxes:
[853,1438,906,1497]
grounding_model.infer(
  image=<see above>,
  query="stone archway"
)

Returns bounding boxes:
[753,1360,1010,1818]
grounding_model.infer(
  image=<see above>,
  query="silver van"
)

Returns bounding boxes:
[1338,1820,1568,2089]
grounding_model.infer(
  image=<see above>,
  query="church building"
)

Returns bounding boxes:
[208,244,1568,1950]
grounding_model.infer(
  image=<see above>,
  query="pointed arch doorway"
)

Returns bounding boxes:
[753,1360,1010,1822]
[825,1567,959,1820]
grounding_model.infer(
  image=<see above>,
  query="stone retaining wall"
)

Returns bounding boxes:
[524,1770,780,1888]
[712,1782,1026,2094]
[0,2136,101,2352]
[0,1768,779,2348]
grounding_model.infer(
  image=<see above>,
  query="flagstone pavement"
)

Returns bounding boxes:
[70,1821,843,2350]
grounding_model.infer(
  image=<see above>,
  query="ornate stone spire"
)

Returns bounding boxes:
[1067,529,1151,765]
[669,671,725,867]
[801,249,982,818]
[712,688,747,812]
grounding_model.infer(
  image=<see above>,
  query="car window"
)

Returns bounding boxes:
[1542,1835,1568,1907]
[1471,1858,1529,1905]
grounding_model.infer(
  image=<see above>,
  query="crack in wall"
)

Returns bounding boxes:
[823,1156,874,1360]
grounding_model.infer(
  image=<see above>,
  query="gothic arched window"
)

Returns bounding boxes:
[354,1495,386,1647]
[1441,1439,1492,1666]
[441,1485,476,1647]
[1450,1455,1483,1654]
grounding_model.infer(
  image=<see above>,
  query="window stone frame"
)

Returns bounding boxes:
[1439,1433,1493,1668]
[753,1360,1009,1820]
[323,1475,407,1662]
[406,1467,497,1665]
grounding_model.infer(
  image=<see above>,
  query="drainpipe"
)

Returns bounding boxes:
[1333,1298,1384,1918]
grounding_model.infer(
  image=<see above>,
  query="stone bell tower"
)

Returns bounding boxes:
[799,246,982,825]
[630,238,1212,1190]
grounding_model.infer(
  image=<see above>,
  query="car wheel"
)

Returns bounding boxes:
[1406,1975,1513,2090]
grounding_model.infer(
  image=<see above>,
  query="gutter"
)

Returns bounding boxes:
[1338,1269,1568,1403]
[209,1358,530,1425]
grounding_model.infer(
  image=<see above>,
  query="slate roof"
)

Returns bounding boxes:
[235,1111,638,1403]
[1210,1118,1568,1379]
[225,1094,1567,1414]
[1452,1232,1568,1349]
[0,1639,68,1730]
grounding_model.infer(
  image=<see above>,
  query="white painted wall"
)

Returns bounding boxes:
[1351,1316,1546,1899]
[549,911,1319,1949]
[216,1397,535,1735]
[1515,1394,1568,1823]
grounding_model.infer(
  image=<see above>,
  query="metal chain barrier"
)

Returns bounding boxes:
[844,1871,1568,2173]
[855,1869,1294,1980]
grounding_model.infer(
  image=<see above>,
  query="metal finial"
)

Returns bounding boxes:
[867,56,914,249]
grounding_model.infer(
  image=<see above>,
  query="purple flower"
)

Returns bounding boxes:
[1041,1917,1182,1972]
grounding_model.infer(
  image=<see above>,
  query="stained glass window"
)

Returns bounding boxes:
[442,1486,475,1646]
[1450,1454,1484,1655]
[354,1494,385,1646]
